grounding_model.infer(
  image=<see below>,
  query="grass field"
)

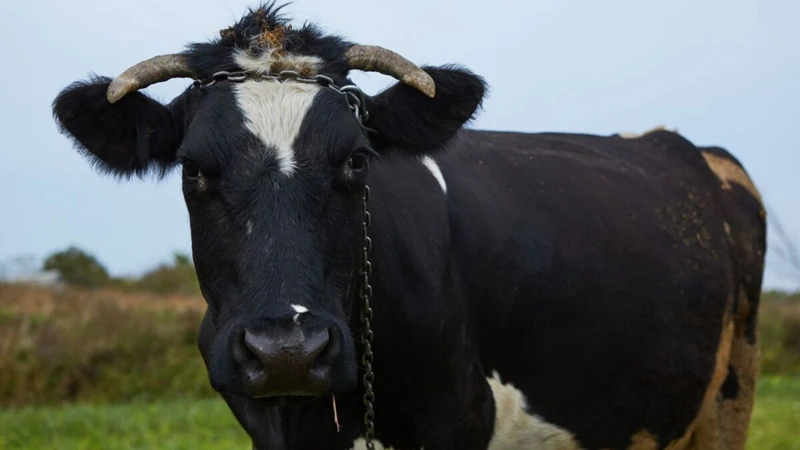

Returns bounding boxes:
[1,376,798,450]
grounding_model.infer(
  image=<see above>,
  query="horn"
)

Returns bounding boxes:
[344,45,435,98]
[106,54,197,104]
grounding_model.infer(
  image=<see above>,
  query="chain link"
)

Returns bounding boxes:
[359,185,376,450]
[193,68,378,447]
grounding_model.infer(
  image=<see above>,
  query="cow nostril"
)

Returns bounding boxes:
[239,327,333,370]
[234,330,263,370]
[314,327,340,367]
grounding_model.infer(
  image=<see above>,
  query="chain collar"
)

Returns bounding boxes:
[191,68,378,448]
[190,69,377,135]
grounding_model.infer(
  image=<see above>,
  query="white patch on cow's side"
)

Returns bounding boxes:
[487,371,583,450]
[291,304,308,324]
[246,220,254,236]
[348,438,402,450]
[420,155,447,193]
[233,78,320,176]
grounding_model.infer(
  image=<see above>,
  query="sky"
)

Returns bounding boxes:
[0,0,798,290]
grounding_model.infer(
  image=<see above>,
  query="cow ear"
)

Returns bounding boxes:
[52,76,183,179]
[364,65,487,155]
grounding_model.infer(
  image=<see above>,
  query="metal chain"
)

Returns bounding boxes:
[193,68,378,447]
[190,69,375,133]
[359,185,376,450]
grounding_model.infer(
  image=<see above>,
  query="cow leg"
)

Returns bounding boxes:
[625,305,736,450]
[673,316,735,450]
[667,289,760,450]
[715,290,760,450]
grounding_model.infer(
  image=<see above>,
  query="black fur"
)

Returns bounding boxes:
[52,76,182,179]
[366,65,488,155]
[51,3,767,450]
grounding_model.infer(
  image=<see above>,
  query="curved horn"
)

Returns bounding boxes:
[106,54,197,104]
[344,45,435,98]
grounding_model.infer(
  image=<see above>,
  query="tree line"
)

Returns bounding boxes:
[32,246,201,296]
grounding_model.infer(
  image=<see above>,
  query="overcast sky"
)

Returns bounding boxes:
[1,0,798,290]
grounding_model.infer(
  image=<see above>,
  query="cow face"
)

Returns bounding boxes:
[176,75,373,399]
[51,5,486,401]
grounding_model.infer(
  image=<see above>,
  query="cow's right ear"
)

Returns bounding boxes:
[52,76,183,179]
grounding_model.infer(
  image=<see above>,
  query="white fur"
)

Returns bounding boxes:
[234,48,323,77]
[420,156,447,194]
[486,371,582,450]
[233,78,320,176]
[246,220,254,236]
[291,304,308,324]
[347,372,580,450]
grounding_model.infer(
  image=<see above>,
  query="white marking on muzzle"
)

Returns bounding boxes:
[291,304,309,324]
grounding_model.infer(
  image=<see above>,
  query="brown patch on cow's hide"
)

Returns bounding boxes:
[733,289,752,338]
[617,125,678,139]
[700,152,763,204]
[717,290,760,450]
[625,429,659,450]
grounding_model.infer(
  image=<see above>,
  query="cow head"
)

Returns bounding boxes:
[52,3,486,401]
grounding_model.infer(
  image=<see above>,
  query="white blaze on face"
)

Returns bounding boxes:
[233,79,321,176]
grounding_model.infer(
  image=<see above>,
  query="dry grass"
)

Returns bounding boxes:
[0,283,211,407]
[758,291,800,374]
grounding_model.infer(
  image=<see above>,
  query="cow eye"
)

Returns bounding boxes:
[183,161,200,179]
[349,153,367,172]
[348,147,377,172]
[183,161,200,181]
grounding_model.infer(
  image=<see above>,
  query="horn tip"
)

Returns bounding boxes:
[406,74,435,98]
[106,82,126,104]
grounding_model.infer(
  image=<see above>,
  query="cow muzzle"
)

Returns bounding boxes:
[231,316,342,398]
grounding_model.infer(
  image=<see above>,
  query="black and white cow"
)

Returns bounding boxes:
[52,4,767,449]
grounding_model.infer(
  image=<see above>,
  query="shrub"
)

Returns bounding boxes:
[42,247,110,289]
[129,253,202,297]
[758,291,800,375]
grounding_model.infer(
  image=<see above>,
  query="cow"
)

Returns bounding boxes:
[51,3,767,449]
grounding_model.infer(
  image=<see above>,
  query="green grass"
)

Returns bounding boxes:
[0,377,797,449]
[0,396,249,450]
[747,375,800,450]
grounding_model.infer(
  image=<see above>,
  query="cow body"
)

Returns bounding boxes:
[198,127,766,450]
[51,4,766,449]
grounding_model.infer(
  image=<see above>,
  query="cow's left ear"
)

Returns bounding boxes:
[52,76,184,179]
[364,65,487,155]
